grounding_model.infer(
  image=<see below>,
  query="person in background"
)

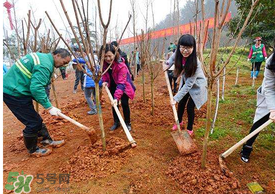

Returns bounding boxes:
[168,42,177,53]
[3,64,8,74]
[3,48,71,157]
[73,48,84,93]
[101,44,136,131]
[111,41,134,80]
[241,46,275,163]
[73,54,102,115]
[247,37,267,78]
[135,47,141,75]
[165,34,207,136]
[59,66,67,80]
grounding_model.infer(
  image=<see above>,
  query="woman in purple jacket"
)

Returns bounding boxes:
[101,44,136,131]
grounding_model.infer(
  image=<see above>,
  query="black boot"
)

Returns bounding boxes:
[240,145,253,163]
[126,123,132,132]
[23,132,52,157]
[110,122,120,131]
[38,123,65,148]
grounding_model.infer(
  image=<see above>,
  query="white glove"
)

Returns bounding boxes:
[48,106,61,116]
[265,57,267,60]
[270,110,275,123]
[247,58,250,62]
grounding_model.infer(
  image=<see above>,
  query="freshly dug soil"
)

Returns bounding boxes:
[166,151,249,194]
[59,137,133,182]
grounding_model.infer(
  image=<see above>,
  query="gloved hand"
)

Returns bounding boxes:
[270,110,275,123]
[48,106,61,116]
[247,58,250,62]
[265,57,267,60]
[112,99,118,106]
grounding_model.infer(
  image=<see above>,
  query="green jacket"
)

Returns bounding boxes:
[3,52,54,109]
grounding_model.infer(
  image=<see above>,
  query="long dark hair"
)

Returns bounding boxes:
[266,43,275,72]
[99,44,120,63]
[174,34,197,78]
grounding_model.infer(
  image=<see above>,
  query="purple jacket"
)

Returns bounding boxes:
[102,58,136,100]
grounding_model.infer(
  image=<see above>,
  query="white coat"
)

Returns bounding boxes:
[254,54,275,123]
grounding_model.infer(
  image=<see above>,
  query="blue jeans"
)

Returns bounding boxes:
[84,87,96,111]
[74,69,84,90]
[3,93,43,135]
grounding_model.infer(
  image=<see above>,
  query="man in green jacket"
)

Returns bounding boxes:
[3,48,71,157]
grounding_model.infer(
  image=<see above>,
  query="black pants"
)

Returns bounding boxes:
[60,68,66,79]
[110,88,130,124]
[168,70,177,93]
[74,69,84,90]
[3,93,43,135]
[137,64,141,75]
[245,113,270,147]
[251,62,262,71]
[177,93,195,130]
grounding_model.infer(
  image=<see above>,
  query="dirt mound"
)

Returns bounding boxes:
[166,151,248,194]
[59,137,133,182]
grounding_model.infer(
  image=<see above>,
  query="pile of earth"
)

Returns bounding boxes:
[59,137,133,182]
[166,151,249,194]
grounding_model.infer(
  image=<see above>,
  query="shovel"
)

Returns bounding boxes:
[219,119,273,175]
[164,68,197,155]
[104,86,137,148]
[57,112,98,144]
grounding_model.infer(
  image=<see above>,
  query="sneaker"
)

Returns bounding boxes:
[187,130,194,136]
[126,123,132,132]
[110,122,120,131]
[172,121,183,131]
[41,139,65,148]
[73,90,77,94]
[30,147,52,157]
[240,155,249,163]
[87,110,97,115]
[240,145,252,163]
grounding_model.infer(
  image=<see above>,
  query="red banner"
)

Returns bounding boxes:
[120,12,231,45]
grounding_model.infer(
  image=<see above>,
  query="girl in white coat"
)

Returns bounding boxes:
[241,48,275,163]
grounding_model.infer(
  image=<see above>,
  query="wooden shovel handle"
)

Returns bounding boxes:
[221,119,273,159]
[57,112,91,132]
[164,65,181,132]
[104,85,136,146]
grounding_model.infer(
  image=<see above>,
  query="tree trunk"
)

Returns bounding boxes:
[95,82,106,150]
[221,67,226,101]
[142,69,146,103]
[235,67,239,86]
[201,79,214,168]
[211,77,219,134]
[150,70,154,115]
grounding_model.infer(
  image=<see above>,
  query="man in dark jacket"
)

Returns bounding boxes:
[111,41,134,80]
[3,48,71,157]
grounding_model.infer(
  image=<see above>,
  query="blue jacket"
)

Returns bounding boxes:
[73,57,102,88]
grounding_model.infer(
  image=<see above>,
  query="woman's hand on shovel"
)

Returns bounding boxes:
[270,110,275,123]
[103,82,108,88]
[112,99,118,106]
[170,99,177,106]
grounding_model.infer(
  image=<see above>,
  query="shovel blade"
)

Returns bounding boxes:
[171,130,197,155]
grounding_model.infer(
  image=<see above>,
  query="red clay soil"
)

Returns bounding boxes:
[3,70,275,193]
[59,136,134,182]
[167,151,246,193]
